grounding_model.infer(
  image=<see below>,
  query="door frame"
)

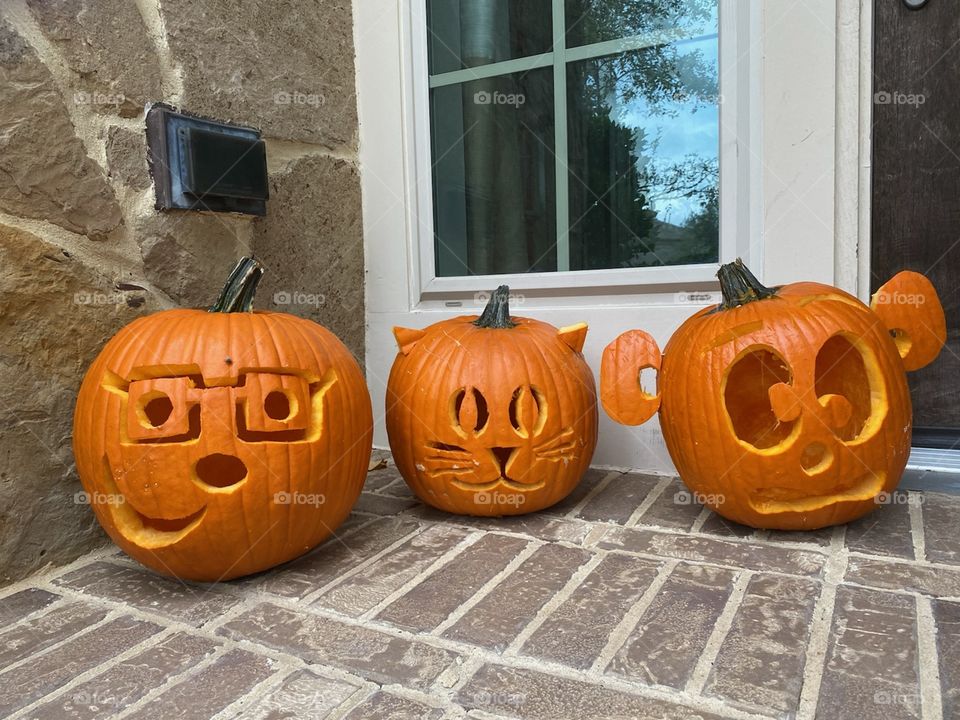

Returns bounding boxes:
[354,0,873,470]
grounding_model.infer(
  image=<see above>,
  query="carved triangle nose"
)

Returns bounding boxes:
[491,446,517,476]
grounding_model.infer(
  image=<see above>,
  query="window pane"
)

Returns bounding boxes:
[565,0,717,49]
[431,69,557,276]
[566,35,719,271]
[427,0,554,75]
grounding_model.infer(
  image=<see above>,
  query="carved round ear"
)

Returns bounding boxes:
[393,327,427,356]
[870,271,946,371]
[557,322,588,353]
[600,329,662,426]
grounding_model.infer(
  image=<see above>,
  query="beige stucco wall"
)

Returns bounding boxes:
[0,0,364,584]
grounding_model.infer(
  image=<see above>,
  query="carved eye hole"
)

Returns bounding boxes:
[815,335,873,441]
[453,387,489,434]
[141,392,173,427]
[509,385,546,437]
[724,349,795,449]
[264,390,292,421]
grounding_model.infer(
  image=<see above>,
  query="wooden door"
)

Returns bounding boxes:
[872,0,960,444]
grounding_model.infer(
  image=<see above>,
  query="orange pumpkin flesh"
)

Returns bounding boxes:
[386,286,598,516]
[73,258,372,581]
[601,260,945,530]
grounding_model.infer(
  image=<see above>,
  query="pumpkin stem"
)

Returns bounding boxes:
[716,258,778,310]
[474,285,517,329]
[209,256,265,313]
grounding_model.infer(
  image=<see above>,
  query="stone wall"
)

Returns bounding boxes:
[0,0,364,585]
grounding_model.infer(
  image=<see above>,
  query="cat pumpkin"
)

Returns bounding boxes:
[385,286,598,516]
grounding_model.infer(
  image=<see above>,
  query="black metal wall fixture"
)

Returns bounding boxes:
[145,103,269,216]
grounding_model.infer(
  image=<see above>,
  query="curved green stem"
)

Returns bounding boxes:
[209,256,264,313]
[474,285,516,329]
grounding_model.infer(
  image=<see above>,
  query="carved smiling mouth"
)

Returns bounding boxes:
[748,471,886,514]
[100,459,206,547]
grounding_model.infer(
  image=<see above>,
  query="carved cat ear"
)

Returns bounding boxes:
[870,271,946,371]
[393,327,427,356]
[557,322,588,353]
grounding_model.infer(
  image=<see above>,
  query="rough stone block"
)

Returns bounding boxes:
[160,0,358,146]
[253,155,364,361]
[0,21,121,236]
[26,0,162,117]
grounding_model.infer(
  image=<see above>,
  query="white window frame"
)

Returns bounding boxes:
[405,0,761,301]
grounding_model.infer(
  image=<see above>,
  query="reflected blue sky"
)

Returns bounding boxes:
[611,34,719,225]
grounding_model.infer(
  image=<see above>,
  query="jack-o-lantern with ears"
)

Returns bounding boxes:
[601,259,946,530]
[73,258,372,581]
[386,286,598,516]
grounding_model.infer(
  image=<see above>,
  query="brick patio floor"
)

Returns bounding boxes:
[2,453,960,719]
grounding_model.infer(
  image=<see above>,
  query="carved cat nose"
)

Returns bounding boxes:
[490,446,517,475]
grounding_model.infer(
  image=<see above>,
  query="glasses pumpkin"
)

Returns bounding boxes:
[601,259,946,530]
[386,286,598,516]
[73,258,372,581]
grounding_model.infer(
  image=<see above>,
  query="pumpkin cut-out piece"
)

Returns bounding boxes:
[73,257,372,581]
[386,286,598,516]
[601,259,946,530]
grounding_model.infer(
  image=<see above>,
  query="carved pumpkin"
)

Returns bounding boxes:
[601,259,945,530]
[73,258,372,581]
[386,286,597,516]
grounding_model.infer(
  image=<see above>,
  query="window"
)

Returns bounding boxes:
[426,1,720,278]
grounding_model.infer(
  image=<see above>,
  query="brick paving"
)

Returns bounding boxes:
[1,456,958,719]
